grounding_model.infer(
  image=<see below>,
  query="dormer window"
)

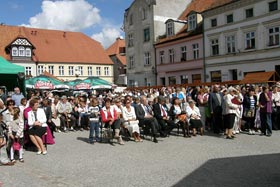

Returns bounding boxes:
[12,47,18,56]
[166,22,174,37]
[26,47,32,57]
[188,14,196,31]
[19,46,25,56]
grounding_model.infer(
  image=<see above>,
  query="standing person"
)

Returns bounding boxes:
[100,98,124,145]
[27,98,47,155]
[224,87,240,139]
[259,86,273,136]
[208,85,224,134]
[272,85,280,130]
[243,88,257,135]
[88,98,100,144]
[0,87,7,105]
[197,88,208,130]
[11,87,24,107]
[8,107,24,163]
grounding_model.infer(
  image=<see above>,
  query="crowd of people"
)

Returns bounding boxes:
[0,81,279,166]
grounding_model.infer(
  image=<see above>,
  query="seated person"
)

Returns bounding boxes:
[122,99,142,142]
[57,96,76,132]
[134,95,160,143]
[169,97,190,137]
[153,96,176,136]
[27,98,48,155]
[186,100,203,136]
[100,98,124,145]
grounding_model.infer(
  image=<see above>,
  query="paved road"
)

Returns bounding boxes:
[1,130,280,187]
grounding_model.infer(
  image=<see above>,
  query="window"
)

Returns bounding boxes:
[128,33,134,47]
[181,46,187,61]
[88,66,93,76]
[188,14,196,30]
[59,66,64,76]
[142,8,147,20]
[48,66,54,75]
[69,66,74,76]
[144,52,151,66]
[268,27,279,46]
[181,75,188,84]
[96,67,101,76]
[211,70,221,82]
[129,14,133,25]
[211,18,217,27]
[245,32,256,49]
[25,66,32,76]
[37,65,44,75]
[78,66,83,76]
[166,22,174,37]
[245,8,254,18]
[159,51,165,64]
[227,14,233,23]
[211,39,219,56]
[129,56,134,69]
[192,74,201,83]
[19,46,25,56]
[129,80,136,87]
[169,49,175,63]
[12,47,18,56]
[25,47,31,57]
[144,28,150,42]
[269,1,278,12]
[193,44,199,59]
[226,35,236,53]
[104,67,109,76]
[119,47,126,54]
[169,76,176,85]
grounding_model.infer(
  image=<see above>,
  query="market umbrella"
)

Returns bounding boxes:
[64,79,83,89]
[73,77,112,90]
[25,75,69,89]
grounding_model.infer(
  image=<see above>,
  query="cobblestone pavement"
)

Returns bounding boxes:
[1,130,280,187]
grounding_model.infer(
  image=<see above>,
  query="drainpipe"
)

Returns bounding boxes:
[202,16,207,83]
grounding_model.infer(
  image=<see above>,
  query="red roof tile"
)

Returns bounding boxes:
[106,37,126,65]
[0,25,113,65]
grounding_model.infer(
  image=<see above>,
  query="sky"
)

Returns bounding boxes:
[0,0,133,48]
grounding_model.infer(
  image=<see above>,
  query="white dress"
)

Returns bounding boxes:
[122,106,140,134]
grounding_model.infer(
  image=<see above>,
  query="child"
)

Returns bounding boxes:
[8,107,24,163]
[88,98,100,144]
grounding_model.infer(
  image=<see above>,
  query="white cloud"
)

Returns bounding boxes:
[24,0,101,31]
[92,26,122,48]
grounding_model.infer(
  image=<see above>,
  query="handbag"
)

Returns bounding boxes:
[13,139,21,151]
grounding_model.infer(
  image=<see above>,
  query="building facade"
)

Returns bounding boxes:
[124,0,190,87]
[203,0,280,82]
[0,25,114,82]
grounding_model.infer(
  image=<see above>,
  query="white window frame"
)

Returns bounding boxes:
[104,67,110,76]
[144,52,151,66]
[129,56,134,69]
[69,66,74,76]
[48,66,54,75]
[169,49,175,63]
[25,66,32,76]
[59,66,64,76]
[188,14,196,31]
[38,65,44,75]
[181,46,187,61]
[78,66,83,76]
[159,51,165,64]
[128,33,134,47]
[226,35,236,53]
[19,46,25,57]
[88,66,93,76]
[245,31,256,49]
[268,27,279,46]
[211,39,219,56]
[96,67,101,76]
[12,47,18,56]
[193,43,199,59]
[25,47,32,57]
[166,22,174,37]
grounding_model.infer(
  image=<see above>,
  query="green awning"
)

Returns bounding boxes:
[0,56,24,74]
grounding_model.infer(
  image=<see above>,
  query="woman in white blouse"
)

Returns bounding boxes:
[186,100,203,136]
[122,99,142,142]
[28,98,48,155]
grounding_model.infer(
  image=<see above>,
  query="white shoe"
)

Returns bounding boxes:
[251,130,255,135]
[235,130,240,134]
[232,131,236,135]
[248,130,252,135]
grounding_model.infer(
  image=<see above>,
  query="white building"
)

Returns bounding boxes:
[203,0,280,82]
[124,0,190,87]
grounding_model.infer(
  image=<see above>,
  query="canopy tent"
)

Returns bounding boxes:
[25,75,69,89]
[240,71,279,84]
[0,56,25,92]
[70,77,112,90]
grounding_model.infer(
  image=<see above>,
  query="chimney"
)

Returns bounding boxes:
[63,32,66,38]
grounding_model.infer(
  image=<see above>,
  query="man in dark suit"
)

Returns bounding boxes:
[135,95,159,143]
[41,98,56,138]
[208,85,224,134]
[153,96,176,136]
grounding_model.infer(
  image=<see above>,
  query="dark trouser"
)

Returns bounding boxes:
[104,119,121,130]
[157,118,176,135]
[177,120,190,136]
[272,107,280,130]
[212,108,223,133]
[139,118,159,136]
[80,114,89,129]
[47,121,56,137]
[225,114,236,129]
[60,115,76,130]
[260,112,272,135]
[245,117,255,129]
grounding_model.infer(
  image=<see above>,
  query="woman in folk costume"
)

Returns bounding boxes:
[100,98,124,145]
